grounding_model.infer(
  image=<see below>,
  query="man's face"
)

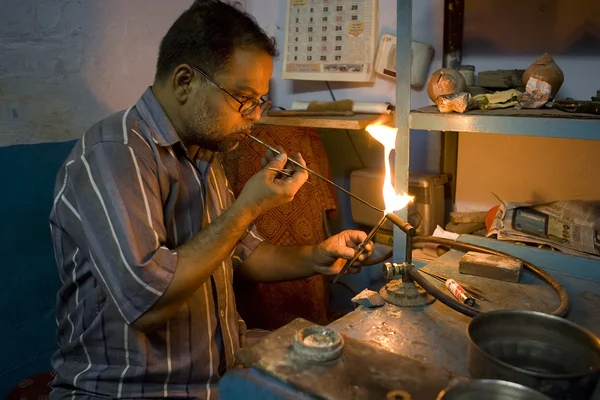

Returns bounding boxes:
[180,48,273,153]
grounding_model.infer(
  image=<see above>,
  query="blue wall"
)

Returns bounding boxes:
[0,140,76,397]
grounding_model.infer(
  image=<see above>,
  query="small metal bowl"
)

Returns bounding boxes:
[292,326,344,362]
[436,379,550,400]
[467,310,600,399]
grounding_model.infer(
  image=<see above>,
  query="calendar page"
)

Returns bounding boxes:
[282,0,378,82]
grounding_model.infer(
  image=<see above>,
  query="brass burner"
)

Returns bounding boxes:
[380,278,435,307]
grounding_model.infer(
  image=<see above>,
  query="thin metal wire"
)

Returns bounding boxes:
[419,269,487,301]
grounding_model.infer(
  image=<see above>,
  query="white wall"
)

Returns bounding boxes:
[245,0,446,173]
[245,0,443,108]
[0,0,195,147]
[1,0,444,172]
[455,0,600,212]
[461,0,600,99]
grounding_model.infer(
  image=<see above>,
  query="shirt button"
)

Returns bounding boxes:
[220,310,225,318]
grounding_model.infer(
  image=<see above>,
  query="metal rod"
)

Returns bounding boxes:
[248,134,384,213]
[419,269,487,301]
[420,270,483,294]
[405,234,413,266]
[332,215,388,284]
[333,212,416,282]
[384,212,415,236]
[443,0,465,69]
[385,212,415,279]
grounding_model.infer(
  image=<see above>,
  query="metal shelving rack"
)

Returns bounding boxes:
[411,106,600,140]
[393,0,600,277]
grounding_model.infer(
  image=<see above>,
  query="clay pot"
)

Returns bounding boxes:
[427,68,467,102]
[522,53,564,97]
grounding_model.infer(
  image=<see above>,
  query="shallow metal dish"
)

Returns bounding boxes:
[467,310,600,399]
[291,326,344,362]
[437,379,550,400]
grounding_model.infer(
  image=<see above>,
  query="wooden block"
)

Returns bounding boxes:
[459,251,522,282]
[450,211,487,224]
[478,69,525,89]
[445,221,486,234]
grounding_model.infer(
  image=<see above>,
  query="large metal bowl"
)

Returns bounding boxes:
[467,310,600,399]
[437,379,550,400]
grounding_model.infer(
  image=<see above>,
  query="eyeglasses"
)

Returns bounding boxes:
[191,65,271,116]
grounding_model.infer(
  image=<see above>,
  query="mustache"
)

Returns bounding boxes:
[232,124,254,134]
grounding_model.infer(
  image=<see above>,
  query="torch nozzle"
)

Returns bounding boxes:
[384,212,415,236]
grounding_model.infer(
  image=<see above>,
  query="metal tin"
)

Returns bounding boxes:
[467,310,600,399]
[458,65,476,86]
[437,379,550,400]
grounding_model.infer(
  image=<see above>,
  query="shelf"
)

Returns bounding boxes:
[256,113,391,130]
[457,234,600,280]
[410,106,600,140]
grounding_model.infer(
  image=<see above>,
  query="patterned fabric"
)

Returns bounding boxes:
[5,371,55,400]
[221,124,338,329]
[49,87,263,399]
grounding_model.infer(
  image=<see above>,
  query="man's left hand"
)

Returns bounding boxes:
[311,230,374,276]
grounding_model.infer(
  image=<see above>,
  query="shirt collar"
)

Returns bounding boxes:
[135,87,182,147]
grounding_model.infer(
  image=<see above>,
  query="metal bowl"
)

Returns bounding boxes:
[437,379,550,400]
[467,310,600,399]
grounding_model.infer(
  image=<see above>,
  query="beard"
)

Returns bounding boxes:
[179,90,252,153]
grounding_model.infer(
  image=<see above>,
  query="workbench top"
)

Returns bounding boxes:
[328,250,600,377]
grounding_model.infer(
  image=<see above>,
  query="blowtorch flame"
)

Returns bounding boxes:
[365,122,414,214]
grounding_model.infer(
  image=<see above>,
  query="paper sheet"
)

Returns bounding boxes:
[433,225,460,241]
[290,101,394,114]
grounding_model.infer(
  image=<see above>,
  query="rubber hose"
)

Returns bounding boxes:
[369,236,570,318]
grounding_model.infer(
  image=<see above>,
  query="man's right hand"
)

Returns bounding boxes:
[236,150,308,216]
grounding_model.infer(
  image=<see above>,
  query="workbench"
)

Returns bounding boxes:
[330,250,600,375]
[220,243,600,399]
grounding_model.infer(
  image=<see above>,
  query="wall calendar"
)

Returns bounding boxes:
[282,0,378,82]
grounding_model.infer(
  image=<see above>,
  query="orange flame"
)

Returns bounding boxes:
[365,122,414,214]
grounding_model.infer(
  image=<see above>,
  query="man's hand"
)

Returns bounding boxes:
[260,145,297,172]
[236,148,309,216]
[239,229,374,283]
[311,230,374,276]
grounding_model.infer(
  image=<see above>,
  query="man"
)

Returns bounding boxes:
[49,1,372,399]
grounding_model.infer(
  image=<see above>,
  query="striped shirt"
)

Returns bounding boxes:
[49,87,264,399]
